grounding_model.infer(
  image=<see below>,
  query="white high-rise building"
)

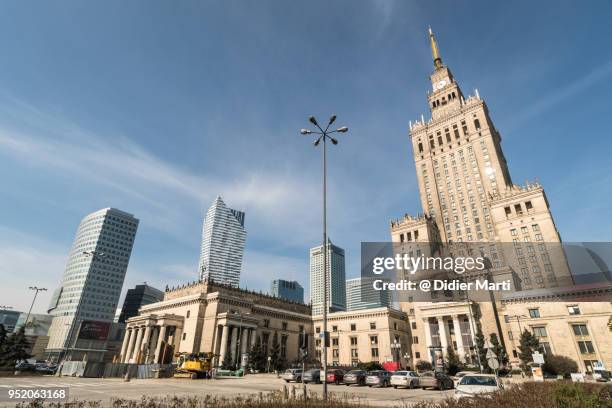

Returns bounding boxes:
[46,208,138,360]
[198,196,246,287]
[309,240,346,316]
[346,277,391,311]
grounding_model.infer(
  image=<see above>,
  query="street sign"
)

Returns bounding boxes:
[532,352,545,365]
[488,358,500,370]
[486,349,497,359]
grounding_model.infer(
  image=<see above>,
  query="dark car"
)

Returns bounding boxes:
[15,362,35,372]
[365,370,392,387]
[302,369,321,384]
[418,371,454,390]
[344,369,367,386]
[326,369,345,384]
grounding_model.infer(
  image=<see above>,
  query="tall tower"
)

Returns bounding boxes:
[389,28,576,368]
[198,196,246,287]
[46,208,138,360]
[392,28,570,290]
[309,240,346,316]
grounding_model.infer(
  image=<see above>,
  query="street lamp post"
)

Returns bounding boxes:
[391,339,401,368]
[25,287,47,331]
[300,115,348,400]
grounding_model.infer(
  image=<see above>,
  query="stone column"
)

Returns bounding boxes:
[437,317,448,351]
[241,327,249,354]
[125,326,138,363]
[120,328,132,362]
[452,315,465,362]
[154,325,167,364]
[213,325,222,357]
[132,326,144,363]
[230,326,238,364]
[140,325,152,364]
[218,324,229,367]
[173,326,183,351]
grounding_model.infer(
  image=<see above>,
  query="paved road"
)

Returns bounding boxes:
[0,374,454,407]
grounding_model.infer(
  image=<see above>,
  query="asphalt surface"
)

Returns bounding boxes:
[0,374,455,407]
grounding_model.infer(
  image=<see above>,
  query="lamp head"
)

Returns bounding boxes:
[330,137,338,145]
[300,129,311,135]
[309,116,318,126]
[336,126,348,133]
[328,114,337,125]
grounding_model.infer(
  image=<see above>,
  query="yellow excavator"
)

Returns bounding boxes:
[174,352,214,379]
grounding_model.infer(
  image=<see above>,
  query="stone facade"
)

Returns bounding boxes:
[122,280,312,367]
[391,29,612,372]
[312,307,410,368]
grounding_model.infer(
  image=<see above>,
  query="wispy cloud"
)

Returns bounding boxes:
[507,61,612,133]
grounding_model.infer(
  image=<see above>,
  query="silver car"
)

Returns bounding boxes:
[365,370,392,387]
[282,368,303,383]
[391,370,420,389]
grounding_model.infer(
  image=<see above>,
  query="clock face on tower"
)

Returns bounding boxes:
[434,80,447,90]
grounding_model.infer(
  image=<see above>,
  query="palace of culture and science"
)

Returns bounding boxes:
[390,29,611,372]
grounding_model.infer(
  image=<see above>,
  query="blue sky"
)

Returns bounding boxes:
[1,0,611,313]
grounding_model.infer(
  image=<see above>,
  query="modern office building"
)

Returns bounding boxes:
[0,310,21,332]
[46,208,138,361]
[310,240,346,316]
[118,284,164,323]
[271,279,304,304]
[198,196,246,287]
[346,277,391,311]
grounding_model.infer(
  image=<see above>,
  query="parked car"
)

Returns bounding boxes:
[452,371,473,387]
[344,370,367,386]
[365,370,392,387]
[391,371,420,389]
[418,371,454,390]
[454,374,503,398]
[14,361,35,371]
[35,363,58,375]
[326,369,345,384]
[302,369,321,384]
[282,368,303,383]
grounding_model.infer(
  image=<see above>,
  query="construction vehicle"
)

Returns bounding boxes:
[174,352,214,379]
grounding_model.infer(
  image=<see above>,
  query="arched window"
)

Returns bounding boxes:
[474,118,481,130]
[418,142,423,153]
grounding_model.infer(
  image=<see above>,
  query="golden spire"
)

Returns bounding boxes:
[428,26,443,70]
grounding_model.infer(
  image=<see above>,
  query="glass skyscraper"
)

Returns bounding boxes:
[309,240,346,316]
[198,196,246,287]
[345,277,391,311]
[46,208,138,360]
[271,279,304,304]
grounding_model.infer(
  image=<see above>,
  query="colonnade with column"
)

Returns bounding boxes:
[423,313,476,363]
[120,317,182,364]
[214,323,257,367]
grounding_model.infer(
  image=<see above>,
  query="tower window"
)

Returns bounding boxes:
[525,201,533,210]
[474,119,481,130]
[514,204,523,215]
[418,142,423,153]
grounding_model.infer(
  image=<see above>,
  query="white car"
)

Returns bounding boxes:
[452,371,473,387]
[454,374,503,399]
[390,371,420,389]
